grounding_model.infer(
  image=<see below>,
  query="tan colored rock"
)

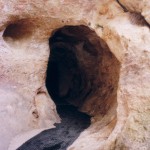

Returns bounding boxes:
[119,0,150,24]
[0,0,150,150]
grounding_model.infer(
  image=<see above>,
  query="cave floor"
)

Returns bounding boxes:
[18,104,91,150]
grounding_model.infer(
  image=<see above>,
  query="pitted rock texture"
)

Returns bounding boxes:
[0,0,150,150]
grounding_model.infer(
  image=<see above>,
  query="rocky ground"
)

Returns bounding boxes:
[18,105,90,150]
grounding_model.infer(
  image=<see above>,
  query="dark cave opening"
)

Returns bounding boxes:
[46,42,82,105]
[18,25,121,150]
[46,25,101,107]
[44,25,101,149]
[18,25,102,150]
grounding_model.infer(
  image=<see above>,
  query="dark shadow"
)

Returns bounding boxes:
[18,25,97,150]
[46,25,101,107]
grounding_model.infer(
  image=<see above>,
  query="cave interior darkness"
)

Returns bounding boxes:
[46,24,120,127]
[46,25,101,110]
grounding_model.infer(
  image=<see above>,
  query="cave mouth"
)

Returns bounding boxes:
[46,25,120,117]
[46,25,101,109]
[18,25,120,150]
[44,25,102,149]
[46,24,120,129]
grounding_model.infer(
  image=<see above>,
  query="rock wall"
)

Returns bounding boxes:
[0,0,150,150]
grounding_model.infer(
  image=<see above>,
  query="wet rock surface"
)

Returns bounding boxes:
[18,105,90,150]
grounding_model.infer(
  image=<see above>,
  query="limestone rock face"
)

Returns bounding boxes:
[0,0,150,150]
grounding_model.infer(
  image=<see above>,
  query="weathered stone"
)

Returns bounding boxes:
[0,0,149,150]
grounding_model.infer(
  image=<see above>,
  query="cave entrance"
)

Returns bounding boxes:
[44,24,120,150]
[45,25,101,149]
[18,25,120,150]
[46,25,101,108]
[46,24,120,117]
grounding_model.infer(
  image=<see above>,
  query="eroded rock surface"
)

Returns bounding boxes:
[0,0,150,150]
